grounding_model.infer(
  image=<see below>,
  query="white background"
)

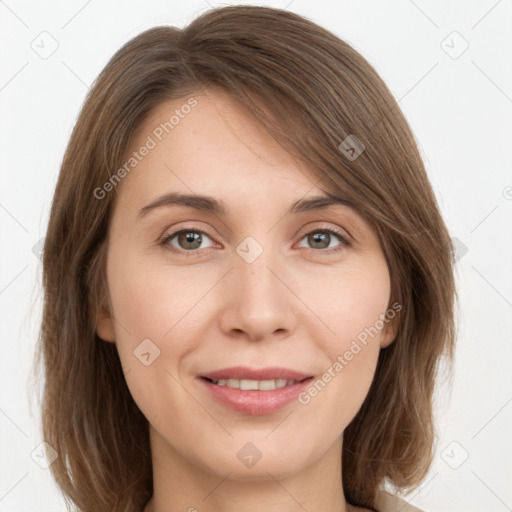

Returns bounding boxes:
[1,1,511,511]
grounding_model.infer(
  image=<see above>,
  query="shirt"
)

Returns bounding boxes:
[374,489,425,512]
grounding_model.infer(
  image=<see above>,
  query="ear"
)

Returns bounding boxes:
[96,301,116,343]
[379,308,400,349]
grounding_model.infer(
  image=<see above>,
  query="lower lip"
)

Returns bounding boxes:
[198,377,314,415]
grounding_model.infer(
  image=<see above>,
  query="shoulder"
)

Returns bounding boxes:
[373,489,425,512]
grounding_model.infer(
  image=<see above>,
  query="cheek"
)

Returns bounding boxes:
[307,259,391,353]
[107,247,196,341]
[297,259,390,418]
[104,246,177,383]
[105,247,215,378]
[110,268,167,339]
[105,252,199,425]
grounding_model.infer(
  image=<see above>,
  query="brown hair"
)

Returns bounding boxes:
[32,5,456,511]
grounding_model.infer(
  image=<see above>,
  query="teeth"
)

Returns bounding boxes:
[212,378,299,390]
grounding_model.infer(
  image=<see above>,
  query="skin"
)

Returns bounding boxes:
[96,87,398,512]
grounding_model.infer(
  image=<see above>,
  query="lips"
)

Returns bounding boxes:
[197,366,315,415]
[198,377,314,415]
[200,366,312,382]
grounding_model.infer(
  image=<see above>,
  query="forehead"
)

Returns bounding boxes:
[115,88,325,210]
[104,89,381,250]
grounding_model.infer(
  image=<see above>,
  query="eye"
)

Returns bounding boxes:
[160,228,215,255]
[297,227,350,253]
[159,225,350,257]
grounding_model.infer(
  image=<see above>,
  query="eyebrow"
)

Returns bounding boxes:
[137,192,354,220]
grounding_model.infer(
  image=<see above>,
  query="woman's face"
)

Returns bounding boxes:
[97,87,397,480]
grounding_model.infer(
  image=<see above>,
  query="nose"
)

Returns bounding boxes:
[217,243,299,343]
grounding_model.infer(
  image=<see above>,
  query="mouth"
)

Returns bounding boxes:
[201,376,312,390]
[197,366,315,415]
[199,365,313,382]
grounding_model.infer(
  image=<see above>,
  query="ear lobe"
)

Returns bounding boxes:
[96,303,116,342]
[379,312,400,349]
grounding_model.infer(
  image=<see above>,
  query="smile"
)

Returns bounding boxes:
[205,378,305,390]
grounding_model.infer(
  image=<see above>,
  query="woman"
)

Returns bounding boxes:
[34,5,456,511]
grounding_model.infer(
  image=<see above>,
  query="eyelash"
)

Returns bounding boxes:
[158,226,351,258]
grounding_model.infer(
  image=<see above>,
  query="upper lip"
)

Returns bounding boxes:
[200,366,312,382]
